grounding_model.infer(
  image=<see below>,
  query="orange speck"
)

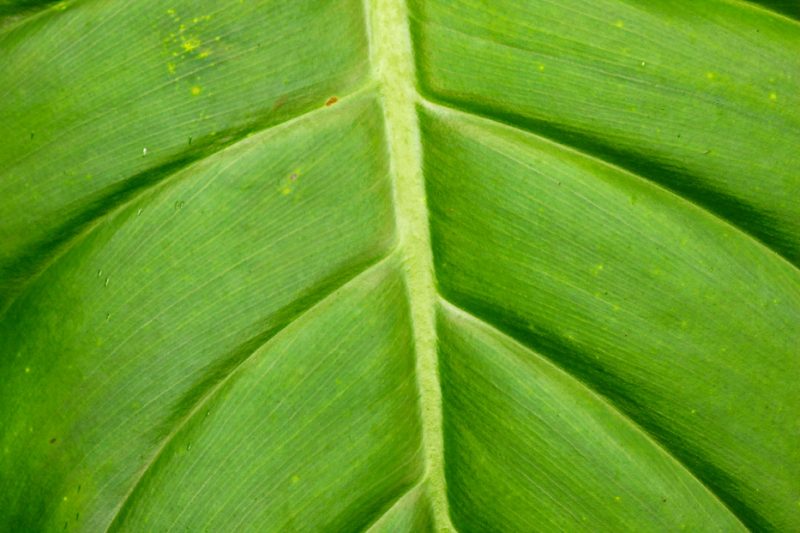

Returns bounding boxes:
[325,96,338,107]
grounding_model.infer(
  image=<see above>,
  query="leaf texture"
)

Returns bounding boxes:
[1,0,798,531]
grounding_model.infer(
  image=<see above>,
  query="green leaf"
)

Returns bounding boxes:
[1,0,797,531]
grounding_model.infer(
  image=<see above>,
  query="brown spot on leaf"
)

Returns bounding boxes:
[325,96,338,107]
[272,95,287,111]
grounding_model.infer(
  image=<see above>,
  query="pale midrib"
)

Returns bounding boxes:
[364,0,453,531]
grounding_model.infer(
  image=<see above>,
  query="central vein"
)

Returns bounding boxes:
[365,0,452,529]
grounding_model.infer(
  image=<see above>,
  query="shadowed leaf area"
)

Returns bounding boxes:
[1,0,798,531]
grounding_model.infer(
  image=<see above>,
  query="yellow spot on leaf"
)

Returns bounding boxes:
[705,72,716,81]
[537,64,545,72]
[24,367,30,374]
[191,86,202,96]
[281,186,292,195]
[198,50,210,59]
[614,20,624,28]
[53,1,68,11]
[769,92,778,101]
[291,475,300,484]
[182,38,201,52]
[167,62,176,74]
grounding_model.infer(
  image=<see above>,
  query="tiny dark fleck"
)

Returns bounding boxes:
[30,132,35,140]
[661,497,667,503]
[188,136,193,145]
[50,437,57,444]
[325,96,338,107]
[77,484,81,493]
[289,173,298,181]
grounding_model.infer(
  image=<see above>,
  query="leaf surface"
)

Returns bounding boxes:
[1,0,798,531]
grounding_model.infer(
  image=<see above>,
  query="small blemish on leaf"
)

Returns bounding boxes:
[325,96,338,106]
[50,438,56,444]
[191,86,202,96]
[181,37,201,52]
